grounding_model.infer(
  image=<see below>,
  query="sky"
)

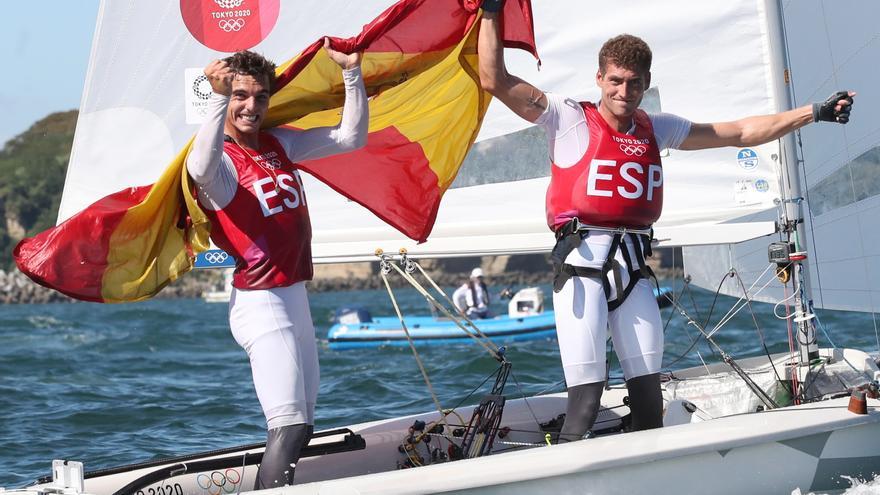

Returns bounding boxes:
[0,1,100,146]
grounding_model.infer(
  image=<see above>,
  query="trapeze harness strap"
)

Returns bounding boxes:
[546,102,662,309]
[551,219,656,311]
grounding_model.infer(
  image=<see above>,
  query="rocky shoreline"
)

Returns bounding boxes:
[3,251,682,304]
[0,268,225,304]
[0,264,556,304]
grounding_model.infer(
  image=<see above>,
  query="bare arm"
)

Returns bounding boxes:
[679,91,855,151]
[478,11,547,123]
[678,106,812,150]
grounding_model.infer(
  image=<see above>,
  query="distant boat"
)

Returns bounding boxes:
[201,268,232,303]
[327,286,672,349]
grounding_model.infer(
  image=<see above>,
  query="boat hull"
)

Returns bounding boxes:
[24,348,880,495]
[35,392,880,495]
[327,312,558,349]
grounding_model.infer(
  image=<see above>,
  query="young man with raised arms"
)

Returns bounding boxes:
[477,0,854,441]
[186,40,366,487]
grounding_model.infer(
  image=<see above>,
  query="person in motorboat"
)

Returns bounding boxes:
[453,267,492,319]
[477,0,854,442]
[185,43,366,487]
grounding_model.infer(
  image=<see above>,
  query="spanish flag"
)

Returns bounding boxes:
[13,0,537,303]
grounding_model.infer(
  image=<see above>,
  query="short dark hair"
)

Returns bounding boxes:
[224,50,277,93]
[598,34,652,77]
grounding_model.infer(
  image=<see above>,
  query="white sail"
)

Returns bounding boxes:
[64,0,784,264]
[683,0,880,313]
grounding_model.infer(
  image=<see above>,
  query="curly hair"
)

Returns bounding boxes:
[223,50,277,93]
[598,34,652,77]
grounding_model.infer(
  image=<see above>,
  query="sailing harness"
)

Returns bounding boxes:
[467,280,490,310]
[551,218,657,311]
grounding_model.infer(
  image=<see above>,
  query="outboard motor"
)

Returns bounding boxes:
[508,287,545,317]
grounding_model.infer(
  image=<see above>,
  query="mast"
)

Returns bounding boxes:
[764,0,819,366]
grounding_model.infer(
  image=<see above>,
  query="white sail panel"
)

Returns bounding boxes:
[64,0,783,262]
[60,0,397,221]
[311,0,786,259]
[683,0,880,313]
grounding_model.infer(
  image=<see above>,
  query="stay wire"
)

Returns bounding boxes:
[508,369,544,429]
[664,271,731,368]
[662,290,779,409]
[446,366,501,413]
[732,268,787,387]
[388,258,500,360]
[378,254,512,443]
[379,264,448,425]
[706,264,777,339]
[411,260,501,354]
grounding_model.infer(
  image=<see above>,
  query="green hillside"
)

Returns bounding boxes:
[0,111,77,270]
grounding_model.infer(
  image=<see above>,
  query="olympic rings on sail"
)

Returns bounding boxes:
[204,251,229,264]
[218,19,245,32]
[214,0,245,9]
[619,144,647,156]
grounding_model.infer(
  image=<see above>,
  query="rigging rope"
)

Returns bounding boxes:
[375,251,516,455]
[386,253,501,360]
[378,259,448,422]
[664,272,729,368]
[705,263,777,339]
[731,270,788,387]
[663,288,780,410]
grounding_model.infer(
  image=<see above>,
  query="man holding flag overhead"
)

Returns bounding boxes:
[187,43,366,488]
[478,0,854,445]
[14,0,538,304]
[13,1,539,483]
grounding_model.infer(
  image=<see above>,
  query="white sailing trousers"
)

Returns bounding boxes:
[229,282,320,429]
[553,274,663,387]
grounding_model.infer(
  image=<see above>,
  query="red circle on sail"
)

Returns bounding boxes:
[180,0,279,53]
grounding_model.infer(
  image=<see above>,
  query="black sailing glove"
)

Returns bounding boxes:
[481,0,504,13]
[812,90,854,124]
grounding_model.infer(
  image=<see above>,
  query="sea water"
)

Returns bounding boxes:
[1,281,879,492]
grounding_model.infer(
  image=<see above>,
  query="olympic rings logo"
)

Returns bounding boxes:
[204,251,229,264]
[619,144,647,156]
[218,19,245,32]
[214,0,244,9]
[267,158,282,169]
[196,469,241,495]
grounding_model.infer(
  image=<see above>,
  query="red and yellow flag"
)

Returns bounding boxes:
[14,0,537,303]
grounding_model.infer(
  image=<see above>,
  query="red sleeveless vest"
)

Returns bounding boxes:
[546,102,663,230]
[201,133,313,290]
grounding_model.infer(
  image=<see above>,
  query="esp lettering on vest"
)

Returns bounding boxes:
[586,159,663,201]
[254,171,307,217]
